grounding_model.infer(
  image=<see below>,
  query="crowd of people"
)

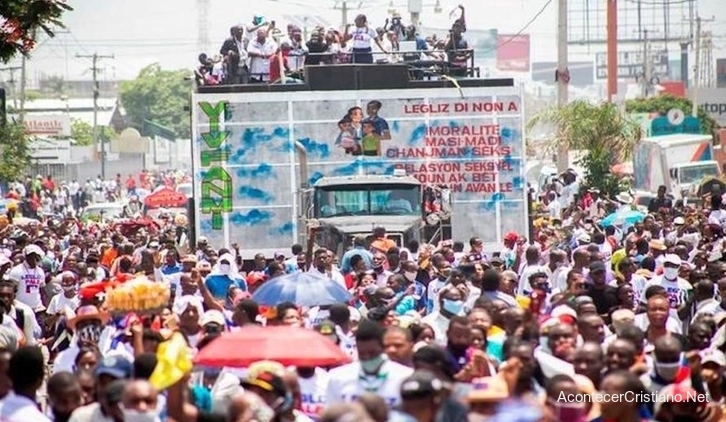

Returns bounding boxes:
[195,6,473,85]
[0,165,725,422]
[1,169,191,219]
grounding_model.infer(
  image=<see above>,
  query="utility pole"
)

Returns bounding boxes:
[691,17,701,117]
[76,52,114,179]
[0,66,21,109]
[641,29,651,97]
[555,0,569,173]
[606,0,618,101]
[18,55,27,122]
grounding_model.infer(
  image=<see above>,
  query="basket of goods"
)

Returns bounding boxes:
[105,276,171,315]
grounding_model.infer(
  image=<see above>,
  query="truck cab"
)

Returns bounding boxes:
[308,174,423,256]
[669,161,721,198]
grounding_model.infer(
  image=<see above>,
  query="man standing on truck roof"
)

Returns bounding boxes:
[341,236,373,274]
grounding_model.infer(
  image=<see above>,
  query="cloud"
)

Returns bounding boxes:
[229,209,273,226]
[237,186,274,202]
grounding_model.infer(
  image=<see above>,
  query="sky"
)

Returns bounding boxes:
[7,0,726,84]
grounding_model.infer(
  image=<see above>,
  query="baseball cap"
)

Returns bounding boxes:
[577,232,591,244]
[489,256,505,267]
[649,239,666,251]
[242,371,287,396]
[588,261,606,273]
[663,254,682,266]
[700,348,726,367]
[200,310,226,327]
[503,232,518,242]
[197,236,208,244]
[95,355,133,379]
[467,376,509,402]
[400,370,444,399]
[23,244,43,257]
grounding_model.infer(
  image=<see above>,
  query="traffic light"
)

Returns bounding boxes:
[0,88,5,127]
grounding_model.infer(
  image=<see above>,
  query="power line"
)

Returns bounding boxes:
[476,0,554,56]
[75,53,114,179]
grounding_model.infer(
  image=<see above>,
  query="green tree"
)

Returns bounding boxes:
[0,0,72,63]
[528,100,642,197]
[0,122,31,182]
[70,118,117,146]
[70,118,93,145]
[119,64,191,139]
[625,95,718,136]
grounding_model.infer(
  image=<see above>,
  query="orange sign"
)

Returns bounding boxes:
[144,188,187,209]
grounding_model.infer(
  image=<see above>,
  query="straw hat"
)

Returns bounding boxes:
[68,305,110,331]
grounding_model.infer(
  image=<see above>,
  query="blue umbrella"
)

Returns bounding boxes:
[600,209,646,227]
[251,272,352,307]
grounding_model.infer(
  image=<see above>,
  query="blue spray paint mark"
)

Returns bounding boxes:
[236,163,275,179]
[269,222,294,236]
[512,176,524,189]
[237,186,274,202]
[391,121,400,133]
[503,154,515,167]
[196,170,207,180]
[229,210,273,226]
[480,192,505,211]
[230,127,289,163]
[409,124,426,146]
[200,219,213,231]
[332,158,394,176]
[309,171,324,186]
[501,127,512,140]
[298,138,330,158]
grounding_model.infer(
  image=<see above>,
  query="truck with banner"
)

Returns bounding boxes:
[191,83,528,259]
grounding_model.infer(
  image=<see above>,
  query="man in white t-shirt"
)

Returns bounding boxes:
[0,346,51,421]
[0,280,39,346]
[641,254,693,325]
[7,245,46,311]
[326,320,413,407]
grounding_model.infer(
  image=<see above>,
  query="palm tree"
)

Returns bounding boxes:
[527,100,642,196]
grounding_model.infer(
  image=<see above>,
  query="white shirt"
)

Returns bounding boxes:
[642,275,693,323]
[247,38,278,81]
[307,267,346,290]
[8,263,45,310]
[0,392,51,422]
[325,360,413,407]
[420,311,451,345]
[5,301,39,346]
[298,367,329,420]
[46,293,80,316]
[517,264,550,296]
[350,27,377,50]
[68,402,113,422]
[608,274,648,305]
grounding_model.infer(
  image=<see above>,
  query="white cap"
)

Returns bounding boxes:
[551,305,577,320]
[200,310,226,327]
[673,216,685,225]
[663,254,682,266]
[700,348,726,367]
[23,244,44,257]
[576,232,591,244]
[197,236,208,243]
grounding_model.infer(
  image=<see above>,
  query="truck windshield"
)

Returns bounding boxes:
[678,164,719,185]
[316,184,420,217]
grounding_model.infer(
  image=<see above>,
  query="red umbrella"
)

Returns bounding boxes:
[144,188,187,209]
[193,326,351,368]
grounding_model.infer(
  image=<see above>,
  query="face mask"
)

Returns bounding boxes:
[550,402,587,422]
[404,271,417,282]
[360,355,385,374]
[442,298,464,316]
[121,408,160,422]
[62,284,76,292]
[654,360,681,381]
[77,324,102,344]
[372,262,383,270]
[663,267,679,280]
[219,263,231,274]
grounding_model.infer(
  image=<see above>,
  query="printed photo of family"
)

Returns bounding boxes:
[334,100,391,157]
